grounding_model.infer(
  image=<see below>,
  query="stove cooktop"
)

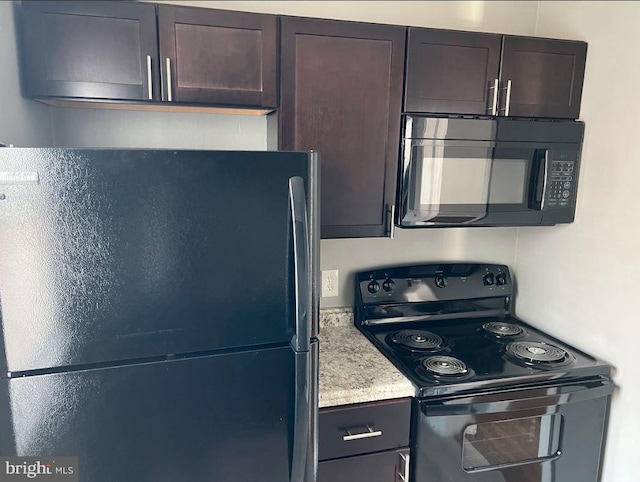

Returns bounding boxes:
[354,263,612,398]
[361,316,610,397]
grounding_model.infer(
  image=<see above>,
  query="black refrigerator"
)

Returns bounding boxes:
[0,149,319,482]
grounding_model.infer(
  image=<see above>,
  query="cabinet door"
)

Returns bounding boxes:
[318,449,409,482]
[280,17,405,238]
[21,1,159,101]
[158,5,277,107]
[500,37,587,119]
[405,28,502,115]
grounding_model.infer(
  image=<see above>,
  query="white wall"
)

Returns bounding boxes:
[153,0,540,35]
[51,109,267,150]
[323,227,517,306]
[50,0,540,307]
[514,3,640,482]
[0,2,52,146]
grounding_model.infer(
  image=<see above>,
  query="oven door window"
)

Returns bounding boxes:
[462,414,563,472]
[407,141,536,223]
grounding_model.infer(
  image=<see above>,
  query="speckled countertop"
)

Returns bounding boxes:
[318,308,415,408]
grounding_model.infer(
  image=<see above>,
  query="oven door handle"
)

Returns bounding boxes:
[423,377,614,416]
[464,453,562,474]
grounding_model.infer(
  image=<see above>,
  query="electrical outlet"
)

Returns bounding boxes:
[322,269,339,298]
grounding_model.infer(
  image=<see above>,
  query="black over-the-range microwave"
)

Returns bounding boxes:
[398,115,584,227]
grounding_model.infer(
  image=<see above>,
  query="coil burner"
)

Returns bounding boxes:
[506,341,573,366]
[389,330,445,351]
[483,321,526,338]
[422,356,469,376]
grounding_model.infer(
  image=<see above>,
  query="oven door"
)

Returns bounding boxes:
[412,378,613,482]
[399,140,571,226]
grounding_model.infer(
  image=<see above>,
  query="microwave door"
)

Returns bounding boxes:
[402,140,495,226]
[485,145,546,225]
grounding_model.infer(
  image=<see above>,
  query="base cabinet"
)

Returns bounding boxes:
[318,449,409,482]
[318,398,411,482]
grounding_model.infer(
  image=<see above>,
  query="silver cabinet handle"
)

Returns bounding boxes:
[399,453,410,482]
[146,55,153,100]
[487,78,499,116]
[342,425,383,441]
[166,58,173,102]
[387,204,396,239]
[499,79,512,116]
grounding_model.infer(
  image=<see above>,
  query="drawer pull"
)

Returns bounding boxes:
[342,425,383,441]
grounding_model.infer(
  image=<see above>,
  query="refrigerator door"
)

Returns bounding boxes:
[0,347,296,482]
[0,149,313,373]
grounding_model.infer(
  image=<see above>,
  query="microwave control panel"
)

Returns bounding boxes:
[546,160,575,209]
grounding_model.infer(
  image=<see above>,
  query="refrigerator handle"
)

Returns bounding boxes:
[291,342,318,482]
[289,176,311,352]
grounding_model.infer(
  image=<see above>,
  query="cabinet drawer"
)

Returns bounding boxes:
[319,398,411,461]
[318,449,409,482]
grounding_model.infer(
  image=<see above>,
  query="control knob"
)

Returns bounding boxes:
[483,273,495,286]
[496,273,508,286]
[434,275,447,289]
[382,279,395,292]
[367,280,380,294]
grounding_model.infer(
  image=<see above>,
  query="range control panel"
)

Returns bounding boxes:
[357,263,514,305]
[546,160,576,209]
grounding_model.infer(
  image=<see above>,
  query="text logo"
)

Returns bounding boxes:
[0,172,39,185]
[0,457,77,482]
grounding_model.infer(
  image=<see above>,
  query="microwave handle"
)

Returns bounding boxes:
[528,149,549,210]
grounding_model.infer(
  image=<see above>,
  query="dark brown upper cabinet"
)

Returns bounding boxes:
[21,1,159,101]
[405,29,502,116]
[157,5,277,108]
[279,17,406,239]
[501,36,587,119]
[21,2,277,110]
[405,29,587,119]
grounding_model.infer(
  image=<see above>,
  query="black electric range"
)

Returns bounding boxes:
[355,263,611,398]
[355,263,614,482]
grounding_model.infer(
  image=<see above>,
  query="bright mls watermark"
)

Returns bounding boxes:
[0,458,77,481]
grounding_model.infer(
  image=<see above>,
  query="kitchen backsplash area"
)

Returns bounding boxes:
[319,307,353,329]
[320,227,518,307]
